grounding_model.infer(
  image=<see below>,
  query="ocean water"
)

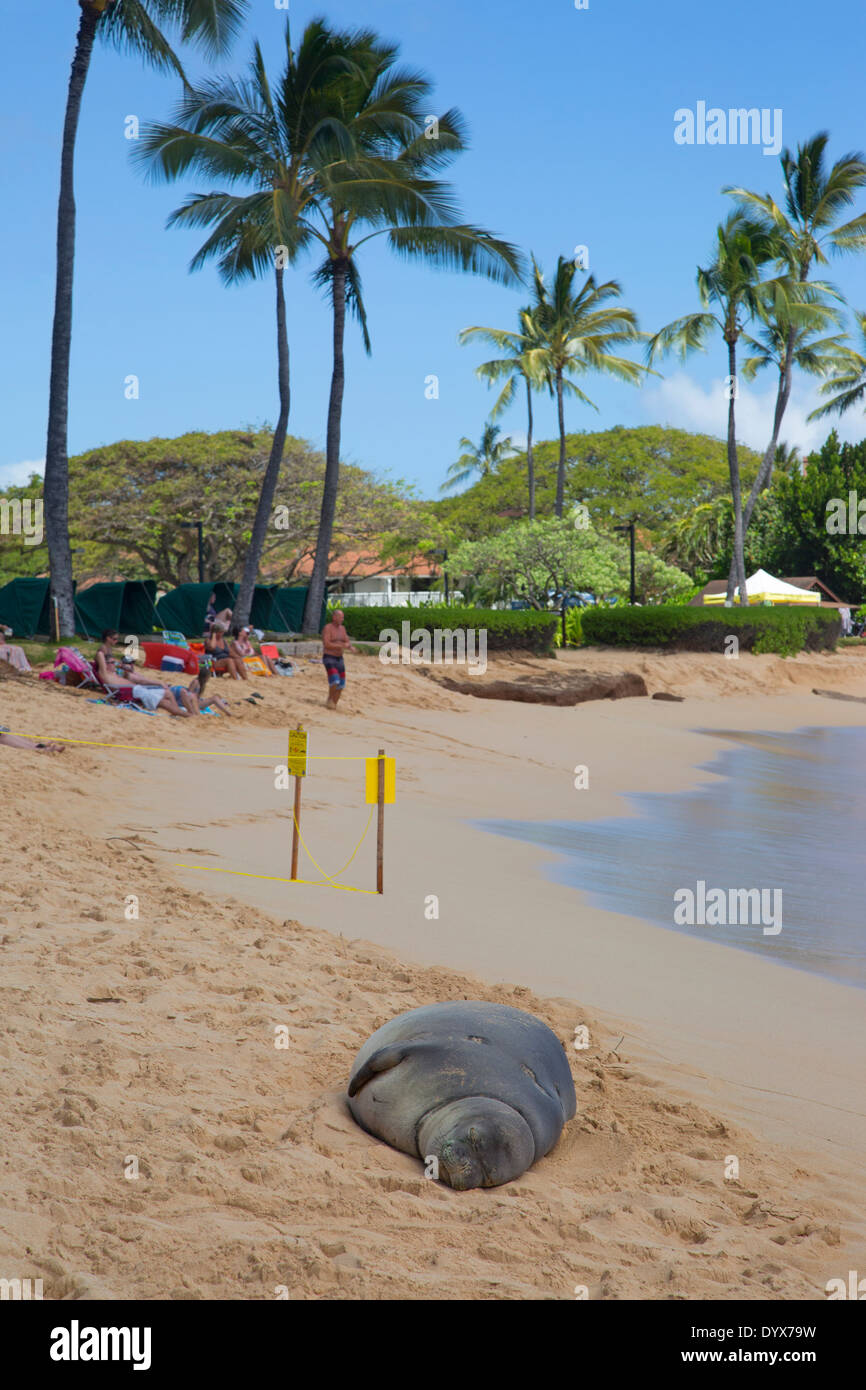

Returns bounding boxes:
[479,725,866,990]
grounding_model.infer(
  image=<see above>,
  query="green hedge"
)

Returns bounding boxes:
[581,603,841,657]
[332,605,558,653]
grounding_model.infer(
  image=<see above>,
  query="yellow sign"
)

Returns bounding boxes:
[365,756,396,804]
[288,729,308,777]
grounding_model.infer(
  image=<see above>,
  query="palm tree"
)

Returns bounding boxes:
[291,37,523,631]
[660,495,734,575]
[722,131,866,595]
[44,0,248,635]
[135,21,368,627]
[738,314,849,513]
[648,212,797,604]
[529,257,646,519]
[458,307,548,517]
[808,311,866,419]
[440,423,517,492]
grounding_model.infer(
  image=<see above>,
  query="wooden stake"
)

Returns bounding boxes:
[290,724,303,881]
[376,747,385,895]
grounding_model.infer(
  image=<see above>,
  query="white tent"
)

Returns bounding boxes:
[703,569,821,606]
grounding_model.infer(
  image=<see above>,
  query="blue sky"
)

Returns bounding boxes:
[4,0,866,495]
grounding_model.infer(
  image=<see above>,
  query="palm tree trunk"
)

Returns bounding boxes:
[303,258,347,632]
[45,4,100,636]
[724,339,748,606]
[234,266,291,628]
[525,376,535,520]
[555,369,566,518]
[726,322,796,594]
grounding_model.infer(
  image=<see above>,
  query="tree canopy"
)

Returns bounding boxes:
[432,425,764,541]
[0,430,417,590]
[449,517,693,608]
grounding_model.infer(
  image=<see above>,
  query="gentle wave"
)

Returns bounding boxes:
[479,726,866,990]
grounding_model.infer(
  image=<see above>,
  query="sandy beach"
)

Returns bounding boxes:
[1,645,865,1300]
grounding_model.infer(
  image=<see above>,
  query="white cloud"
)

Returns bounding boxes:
[641,373,864,456]
[0,459,44,489]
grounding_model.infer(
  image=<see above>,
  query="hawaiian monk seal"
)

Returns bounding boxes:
[347,1001,576,1189]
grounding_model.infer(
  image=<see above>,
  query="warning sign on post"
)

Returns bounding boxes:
[288,728,308,777]
[365,755,396,804]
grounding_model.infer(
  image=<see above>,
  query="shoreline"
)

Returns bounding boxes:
[475,719,866,995]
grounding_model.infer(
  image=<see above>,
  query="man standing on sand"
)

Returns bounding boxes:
[321,609,356,710]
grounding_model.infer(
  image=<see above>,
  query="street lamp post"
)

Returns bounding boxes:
[614,521,636,605]
[180,520,204,584]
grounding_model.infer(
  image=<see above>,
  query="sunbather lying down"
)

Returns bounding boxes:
[0,728,65,753]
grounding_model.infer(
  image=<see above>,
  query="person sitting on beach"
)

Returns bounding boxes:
[230,624,278,676]
[169,671,233,717]
[205,593,234,634]
[321,609,356,710]
[94,632,187,715]
[0,626,32,674]
[94,633,161,692]
[206,622,247,680]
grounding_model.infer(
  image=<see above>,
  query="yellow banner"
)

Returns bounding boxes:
[365,756,396,804]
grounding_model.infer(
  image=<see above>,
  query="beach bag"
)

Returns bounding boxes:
[161,630,189,649]
[242,655,270,676]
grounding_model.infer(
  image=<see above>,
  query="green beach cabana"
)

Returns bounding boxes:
[155,582,237,638]
[255,586,324,632]
[155,582,323,637]
[74,580,160,638]
[0,577,60,637]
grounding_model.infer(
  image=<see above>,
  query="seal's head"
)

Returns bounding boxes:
[417,1098,535,1190]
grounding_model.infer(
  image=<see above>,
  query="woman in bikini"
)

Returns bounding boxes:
[205,622,246,680]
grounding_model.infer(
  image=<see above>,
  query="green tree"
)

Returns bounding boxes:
[723,131,866,591]
[761,431,866,600]
[458,305,549,517]
[63,429,416,588]
[44,0,248,635]
[659,486,780,581]
[432,425,763,543]
[136,21,384,627]
[530,257,646,518]
[649,211,795,604]
[289,32,522,630]
[449,517,691,608]
[0,473,48,588]
[441,423,517,492]
[809,310,866,420]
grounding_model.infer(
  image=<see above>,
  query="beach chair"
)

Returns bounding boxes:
[41,647,131,706]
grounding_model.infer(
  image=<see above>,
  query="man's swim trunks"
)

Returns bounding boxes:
[323,654,346,689]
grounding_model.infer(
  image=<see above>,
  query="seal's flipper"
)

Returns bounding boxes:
[348,1044,409,1097]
